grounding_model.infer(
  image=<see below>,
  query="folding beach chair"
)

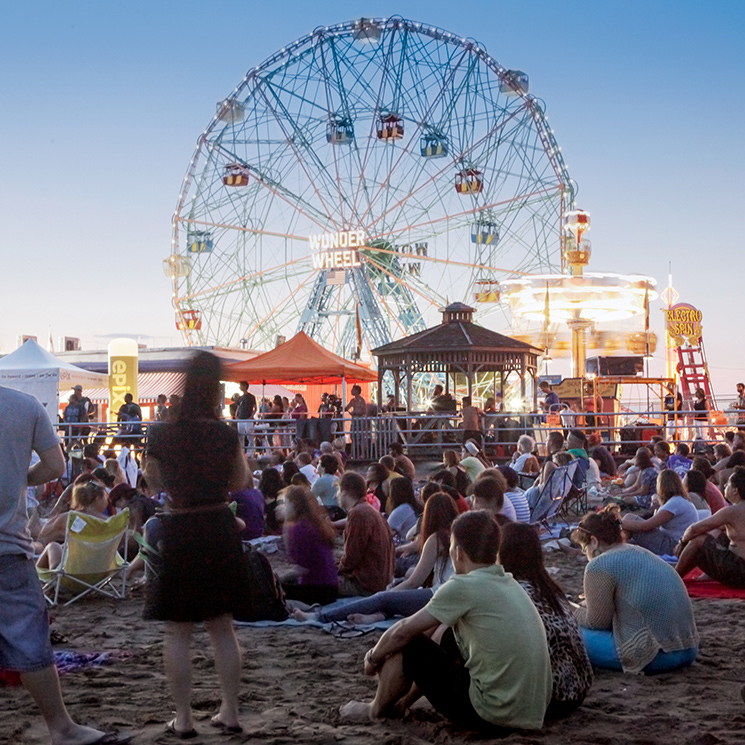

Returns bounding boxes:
[559,458,591,519]
[38,509,130,607]
[529,461,579,532]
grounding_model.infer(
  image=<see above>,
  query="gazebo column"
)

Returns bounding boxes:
[406,354,413,413]
[531,365,538,411]
[520,355,527,401]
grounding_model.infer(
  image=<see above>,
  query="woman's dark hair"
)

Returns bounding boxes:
[258,468,284,501]
[419,492,459,585]
[366,462,389,485]
[500,522,567,614]
[351,384,362,396]
[420,481,442,503]
[451,510,501,565]
[497,465,519,490]
[388,477,421,515]
[429,469,456,489]
[714,443,732,460]
[728,451,745,468]
[282,460,300,485]
[92,467,115,488]
[83,443,100,458]
[684,468,707,495]
[571,504,623,548]
[590,445,617,477]
[443,450,460,468]
[284,485,336,545]
[290,472,310,488]
[109,484,138,505]
[319,454,338,475]
[635,447,654,471]
[691,455,715,480]
[179,351,223,421]
[129,494,158,524]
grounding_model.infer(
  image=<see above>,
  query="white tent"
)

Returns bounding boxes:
[0,339,109,422]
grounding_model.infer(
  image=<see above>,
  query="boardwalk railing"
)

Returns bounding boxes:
[55,407,741,464]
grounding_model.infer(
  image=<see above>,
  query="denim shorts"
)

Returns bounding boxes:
[0,554,54,672]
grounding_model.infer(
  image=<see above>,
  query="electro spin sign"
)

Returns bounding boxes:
[308,230,364,270]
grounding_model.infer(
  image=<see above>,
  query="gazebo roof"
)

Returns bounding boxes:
[372,303,541,358]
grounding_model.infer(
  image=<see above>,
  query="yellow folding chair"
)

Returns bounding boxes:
[38,509,130,607]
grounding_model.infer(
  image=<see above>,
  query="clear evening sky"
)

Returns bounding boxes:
[1,1,742,396]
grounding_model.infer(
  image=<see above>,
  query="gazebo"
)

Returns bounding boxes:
[371,303,542,410]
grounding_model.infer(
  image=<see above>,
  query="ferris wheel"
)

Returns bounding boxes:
[167,17,574,355]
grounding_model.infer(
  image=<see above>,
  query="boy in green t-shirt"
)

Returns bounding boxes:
[340,510,552,732]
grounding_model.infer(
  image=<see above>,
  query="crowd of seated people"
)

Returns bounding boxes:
[35,414,745,738]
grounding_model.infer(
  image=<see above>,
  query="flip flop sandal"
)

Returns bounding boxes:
[165,719,198,739]
[210,717,244,734]
[326,621,371,639]
[88,735,135,745]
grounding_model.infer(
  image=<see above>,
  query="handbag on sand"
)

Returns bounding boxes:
[234,544,289,622]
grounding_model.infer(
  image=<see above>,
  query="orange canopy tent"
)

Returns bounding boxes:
[222,332,377,385]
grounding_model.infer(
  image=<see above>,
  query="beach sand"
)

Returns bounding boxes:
[5,549,745,745]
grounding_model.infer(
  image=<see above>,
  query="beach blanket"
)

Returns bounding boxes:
[0,650,129,687]
[683,568,745,600]
[234,595,396,634]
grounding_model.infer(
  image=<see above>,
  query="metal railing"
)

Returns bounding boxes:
[55,407,742,464]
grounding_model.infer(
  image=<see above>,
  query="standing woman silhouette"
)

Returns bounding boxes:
[143,352,250,737]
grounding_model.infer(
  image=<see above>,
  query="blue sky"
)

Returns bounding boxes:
[1,1,743,396]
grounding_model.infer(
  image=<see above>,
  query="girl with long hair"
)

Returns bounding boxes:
[386,477,422,542]
[258,467,284,534]
[590,445,617,478]
[281,486,338,606]
[622,469,699,555]
[292,492,459,625]
[365,462,390,510]
[499,523,592,717]
[442,450,471,496]
[619,448,658,509]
